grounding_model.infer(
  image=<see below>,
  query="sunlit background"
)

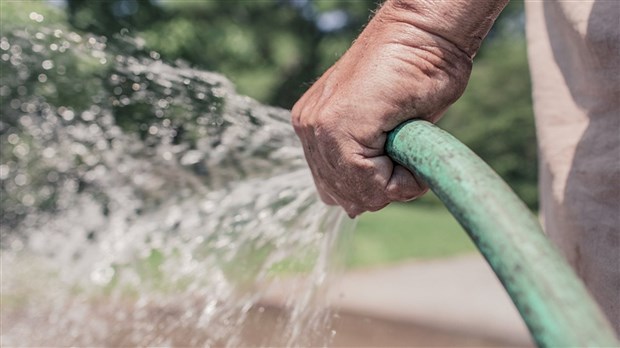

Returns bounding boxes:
[71,0,538,212]
[1,0,536,346]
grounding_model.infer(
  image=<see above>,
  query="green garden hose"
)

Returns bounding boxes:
[385,120,618,347]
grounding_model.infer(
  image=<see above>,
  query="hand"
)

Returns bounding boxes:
[292,1,475,217]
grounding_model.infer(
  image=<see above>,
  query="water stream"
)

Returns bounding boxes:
[1,12,353,347]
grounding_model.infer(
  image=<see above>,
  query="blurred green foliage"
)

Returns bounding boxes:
[438,1,538,208]
[439,37,538,208]
[9,0,537,208]
[65,0,379,108]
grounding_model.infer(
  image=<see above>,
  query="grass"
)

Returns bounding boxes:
[346,201,477,269]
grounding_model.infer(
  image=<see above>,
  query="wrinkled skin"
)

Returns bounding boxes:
[292,1,478,217]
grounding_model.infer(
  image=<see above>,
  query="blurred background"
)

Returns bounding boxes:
[1,0,537,346]
[23,0,536,268]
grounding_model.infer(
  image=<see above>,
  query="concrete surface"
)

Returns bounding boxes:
[262,254,534,346]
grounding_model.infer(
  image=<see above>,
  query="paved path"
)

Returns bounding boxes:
[331,254,532,346]
[262,254,533,346]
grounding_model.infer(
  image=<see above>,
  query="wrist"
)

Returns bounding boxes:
[378,0,508,57]
[337,14,473,126]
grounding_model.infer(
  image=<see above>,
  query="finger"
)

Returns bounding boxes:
[386,164,428,202]
[292,79,326,136]
[316,182,338,205]
[296,122,330,204]
[302,144,338,206]
[340,155,392,211]
[314,186,362,218]
[342,201,363,219]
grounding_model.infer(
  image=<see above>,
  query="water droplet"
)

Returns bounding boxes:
[46,171,59,182]
[157,99,169,108]
[29,12,44,23]
[81,111,95,121]
[38,73,47,83]
[22,194,35,206]
[61,109,75,121]
[91,265,115,286]
[14,173,28,186]
[96,139,108,150]
[9,55,19,65]
[67,32,80,43]
[132,83,141,91]
[42,60,53,70]
[42,147,56,158]
[9,99,21,109]
[10,44,21,55]
[13,144,30,157]
[180,150,202,165]
[10,239,24,251]
[0,164,10,180]
[7,133,19,145]
[0,41,9,50]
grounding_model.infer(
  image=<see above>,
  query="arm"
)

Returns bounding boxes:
[292,0,508,217]
[384,0,508,57]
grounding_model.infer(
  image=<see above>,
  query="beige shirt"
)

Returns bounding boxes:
[525,0,620,334]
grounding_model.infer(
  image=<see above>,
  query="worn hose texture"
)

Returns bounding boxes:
[386,120,618,347]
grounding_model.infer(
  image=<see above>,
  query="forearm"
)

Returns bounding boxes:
[378,0,509,57]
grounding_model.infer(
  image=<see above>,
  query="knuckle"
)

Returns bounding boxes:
[358,192,389,212]
[313,115,334,138]
[317,190,337,206]
[291,99,316,133]
[313,104,342,134]
[386,183,405,198]
[367,203,387,212]
[291,99,302,116]
[344,204,362,218]
[291,107,304,132]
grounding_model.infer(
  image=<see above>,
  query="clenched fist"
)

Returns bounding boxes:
[293,0,507,217]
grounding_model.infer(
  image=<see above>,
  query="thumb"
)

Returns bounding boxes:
[386,164,428,202]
